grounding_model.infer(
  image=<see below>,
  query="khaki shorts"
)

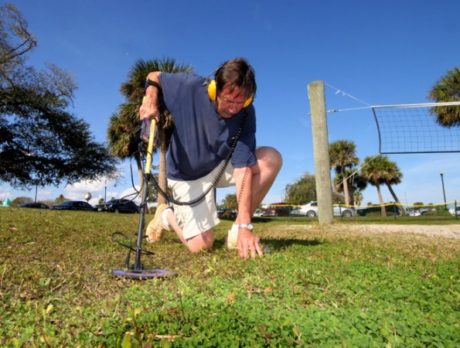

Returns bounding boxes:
[168,161,236,240]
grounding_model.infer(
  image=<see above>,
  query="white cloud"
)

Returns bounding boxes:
[0,189,12,200]
[36,188,54,201]
[63,175,124,205]
[64,180,103,200]
[118,186,142,205]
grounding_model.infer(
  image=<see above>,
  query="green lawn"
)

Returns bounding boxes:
[1,208,459,347]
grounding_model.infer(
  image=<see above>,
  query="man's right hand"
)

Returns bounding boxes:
[237,228,263,259]
[139,71,161,121]
[139,94,160,122]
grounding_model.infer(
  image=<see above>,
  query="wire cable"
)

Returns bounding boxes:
[146,126,243,206]
[325,82,371,107]
[112,231,154,269]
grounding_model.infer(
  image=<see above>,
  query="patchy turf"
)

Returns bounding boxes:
[1,208,459,346]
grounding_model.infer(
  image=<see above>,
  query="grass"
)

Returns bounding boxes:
[1,208,459,347]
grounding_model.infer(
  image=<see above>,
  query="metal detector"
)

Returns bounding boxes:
[112,118,176,280]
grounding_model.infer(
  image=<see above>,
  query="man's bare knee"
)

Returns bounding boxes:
[256,146,283,172]
[186,230,214,253]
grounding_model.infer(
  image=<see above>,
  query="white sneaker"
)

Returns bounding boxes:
[226,224,238,249]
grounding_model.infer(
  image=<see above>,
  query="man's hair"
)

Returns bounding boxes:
[214,58,256,97]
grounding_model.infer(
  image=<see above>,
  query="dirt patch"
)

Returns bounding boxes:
[278,224,460,239]
[335,224,460,239]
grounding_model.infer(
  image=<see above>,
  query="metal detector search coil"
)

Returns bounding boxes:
[112,268,176,280]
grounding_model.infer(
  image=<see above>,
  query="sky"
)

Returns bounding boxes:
[1,0,460,207]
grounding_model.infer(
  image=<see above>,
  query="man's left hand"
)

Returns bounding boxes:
[237,228,263,259]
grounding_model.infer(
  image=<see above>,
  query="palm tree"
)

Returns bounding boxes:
[223,194,238,210]
[361,155,404,216]
[333,168,367,207]
[428,67,460,127]
[108,58,192,203]
[382,159,406,215]
[361,155,387,216]
[108,102,142,181]
[329,140,359,206]
[353,191,363,207]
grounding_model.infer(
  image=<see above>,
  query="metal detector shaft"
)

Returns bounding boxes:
[134,118,156,270]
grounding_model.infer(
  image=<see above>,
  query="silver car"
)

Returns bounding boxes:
[294,201,355,218]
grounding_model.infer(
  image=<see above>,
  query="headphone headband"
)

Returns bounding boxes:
[207,80,253,108]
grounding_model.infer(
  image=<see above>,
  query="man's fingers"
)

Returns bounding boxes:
[237,230,264,259]
[239,244,248,259]
[239,242,263,259]
[254,242,263,257]
[238,239,247,259]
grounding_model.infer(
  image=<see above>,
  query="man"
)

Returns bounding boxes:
[139,58,282,259]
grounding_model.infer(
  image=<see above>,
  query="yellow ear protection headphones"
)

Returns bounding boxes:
[207,80,253,108]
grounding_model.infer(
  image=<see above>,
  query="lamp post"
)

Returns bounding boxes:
[440,173,447,209]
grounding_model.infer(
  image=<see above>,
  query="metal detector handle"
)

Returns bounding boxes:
[144,118,156,175]
[140,118,151,143]
[140,95,157,174]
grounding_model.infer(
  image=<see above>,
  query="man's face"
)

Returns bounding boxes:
[216,83,249,118]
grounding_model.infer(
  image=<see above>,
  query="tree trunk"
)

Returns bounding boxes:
[342,177,350,206]
[349,185,356,206]
[157,128,168,205]
[376,184,386,217]
[386,183,406,216]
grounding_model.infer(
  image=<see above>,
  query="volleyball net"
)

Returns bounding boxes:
[371,101,460,154]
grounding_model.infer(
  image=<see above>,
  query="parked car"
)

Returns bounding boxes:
[19,202,49,209]
[293,201,355,218]
[356,204,400,216]
[252,209,265,217]
[449,206,460,217]
[289,208,304,216]
[217,209,237,220]
[52,201,95,211]
[96,199,140,213]
[261,207,279,217]
[407,208,429,217]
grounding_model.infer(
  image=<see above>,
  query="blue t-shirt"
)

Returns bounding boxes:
[159,73,256,180]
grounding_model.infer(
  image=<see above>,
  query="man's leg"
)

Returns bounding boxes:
[246,146,283,212]
[151,147,282,252]
[161,172,221,253]
[163,209,214,253]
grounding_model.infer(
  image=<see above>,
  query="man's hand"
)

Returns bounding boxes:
[139,72,161,122]
[237,228,263,259]
[139,94,160,122]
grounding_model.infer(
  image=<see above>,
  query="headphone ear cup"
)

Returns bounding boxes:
[243,95,253,108]
[208,80,217,101]
[209,79,253,107]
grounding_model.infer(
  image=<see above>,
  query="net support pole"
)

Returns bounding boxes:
[308,81,333,225]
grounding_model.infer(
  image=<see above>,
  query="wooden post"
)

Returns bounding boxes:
[308,81,333,225]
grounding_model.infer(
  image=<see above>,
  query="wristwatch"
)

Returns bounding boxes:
[238,223,254,231]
